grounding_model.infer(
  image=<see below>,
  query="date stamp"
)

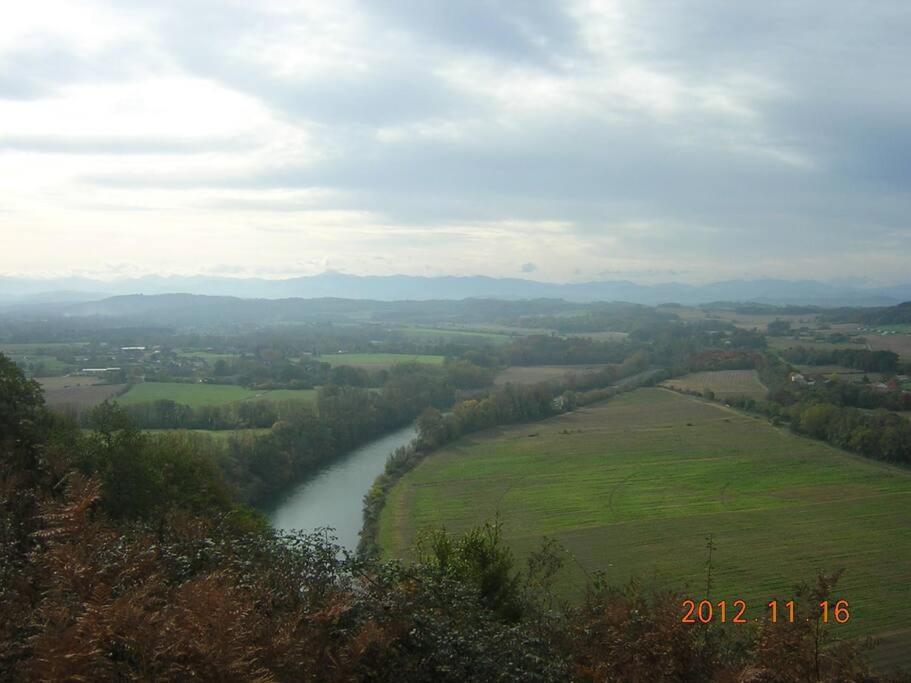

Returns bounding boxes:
[681,599,851,624]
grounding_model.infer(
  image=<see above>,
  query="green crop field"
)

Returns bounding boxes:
[661,370,767,399]
[116,382,316,408]
[322,352,445,368]
[380,388,911,669]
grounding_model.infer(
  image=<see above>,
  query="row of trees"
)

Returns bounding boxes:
[788,401,911,465]
[781,347,901,372]
[501,334,631,366]
[722,392,911,468]
[113,359,496,432]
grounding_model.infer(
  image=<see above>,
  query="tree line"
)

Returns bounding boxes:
[780,347,901,372]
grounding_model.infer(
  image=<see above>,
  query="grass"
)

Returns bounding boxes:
[116,382,316,408]
[379,388,911,668]
[661,370,767,399]
[321,353,445,368]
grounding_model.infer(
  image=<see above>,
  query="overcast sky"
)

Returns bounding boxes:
[1,1,909,284]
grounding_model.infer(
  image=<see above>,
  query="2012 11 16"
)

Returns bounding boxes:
[680,599,850,624]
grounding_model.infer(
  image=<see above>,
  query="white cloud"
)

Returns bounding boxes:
[0,0,909,284]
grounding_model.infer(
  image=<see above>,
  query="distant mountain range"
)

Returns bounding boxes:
[1,273,910,307]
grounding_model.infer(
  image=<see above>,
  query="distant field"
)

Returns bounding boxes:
[794,365,885,383]
[870,324,911,334]
[39,377,127,408]
[768,336,862,352]
[38,376,103,390]
[322,353,445,368]
[380,389,911,668]
[116,382,316,408]
[495,364,611,386]
[2,343,83,377]
[563,331,629,342]
[0,342,87,352]
[865,333,911,360]
[705,310,818,330]
[8,354,73,377]
[396,326,513,343]
[662,370,767,399]
[177,350,240,362]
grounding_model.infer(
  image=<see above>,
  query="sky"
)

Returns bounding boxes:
[0,0,909,285]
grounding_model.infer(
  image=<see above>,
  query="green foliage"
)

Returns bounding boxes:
[782,346,900,372]
[767,319,793,336]
[74,402,243,522]
[417,521,524,622]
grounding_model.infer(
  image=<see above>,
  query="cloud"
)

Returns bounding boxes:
[0,134,256,154]
[0,0,909,284]
[521,262,537,273]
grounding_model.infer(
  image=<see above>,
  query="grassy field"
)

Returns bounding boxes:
[495,364,611,386]
[661,370,767,399]
[379,389,911,668]
[116,382,316,408]
[322,353,445,368]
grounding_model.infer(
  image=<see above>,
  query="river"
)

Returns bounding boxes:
[267,424,418,552]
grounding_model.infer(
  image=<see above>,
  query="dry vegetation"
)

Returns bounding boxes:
[865,332,911,360]
[38,377,127,409]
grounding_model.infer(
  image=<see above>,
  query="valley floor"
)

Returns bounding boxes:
[379,388,911,669]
